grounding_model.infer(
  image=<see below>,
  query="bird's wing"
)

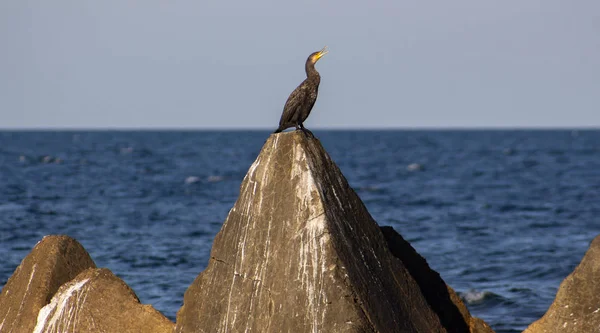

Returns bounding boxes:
[279,82,308,125]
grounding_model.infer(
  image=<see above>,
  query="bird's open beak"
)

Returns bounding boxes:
[316,46,328,59]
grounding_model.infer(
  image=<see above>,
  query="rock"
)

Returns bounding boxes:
[0,235,96,333]
[524,235,600,333]
[33,268,174,333]
[380,226,494,333]
[0,235,173,333]
[176,131,490,332]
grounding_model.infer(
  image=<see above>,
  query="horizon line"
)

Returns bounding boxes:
[0,126,599,131]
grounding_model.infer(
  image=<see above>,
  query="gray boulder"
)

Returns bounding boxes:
[33,268,174,333]
[176,131,491,332]
[0,235,173,333]
[0,235,96,333]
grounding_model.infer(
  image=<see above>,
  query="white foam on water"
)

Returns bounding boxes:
[460,289,490,304]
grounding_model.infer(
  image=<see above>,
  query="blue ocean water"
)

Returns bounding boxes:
[1,130,599,332]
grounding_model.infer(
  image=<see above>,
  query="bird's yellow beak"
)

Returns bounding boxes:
[316,46,328,59]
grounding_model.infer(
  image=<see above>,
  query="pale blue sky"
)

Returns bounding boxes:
[1,1,598,129]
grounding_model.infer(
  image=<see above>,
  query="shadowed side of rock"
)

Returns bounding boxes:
[176,131,488,332]
[33,268,174,333]
[524,234,600,333]
[0,235,96,333]
[380,227,494,333]
[301,134,450,331]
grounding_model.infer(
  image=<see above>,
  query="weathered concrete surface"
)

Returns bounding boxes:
[177,131,489,332]
[0,235,96,333]
[380,226,494,333]
[524,235,600,333]
[33,268,174,333]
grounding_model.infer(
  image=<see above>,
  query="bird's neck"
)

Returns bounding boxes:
[305,62,321,83]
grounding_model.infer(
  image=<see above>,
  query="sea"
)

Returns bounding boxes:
[1,130,599,332]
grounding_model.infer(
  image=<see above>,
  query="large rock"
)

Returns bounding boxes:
[176,131,490,332]
[0,235,174,333]
[0,235,96,333]
[524,235,600,333]
[380,227,494,333]
[33,268,174,333]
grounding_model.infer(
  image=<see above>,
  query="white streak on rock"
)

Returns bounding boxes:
[10,264,36,329]
[245,158,261,183]
[370,248,383,269]
[223,267,239,332]
[33,278,90,333]
[300,214,328,333]
[224,140,278,332]
[288,142,330,332]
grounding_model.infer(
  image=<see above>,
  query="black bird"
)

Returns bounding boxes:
[274,46,328,134]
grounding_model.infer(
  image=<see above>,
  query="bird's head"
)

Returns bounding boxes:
[308,46,328,64]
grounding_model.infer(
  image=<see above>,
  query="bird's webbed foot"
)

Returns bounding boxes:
[299,124,314,139]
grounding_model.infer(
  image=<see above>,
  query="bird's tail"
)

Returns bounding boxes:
[273,127,283,133]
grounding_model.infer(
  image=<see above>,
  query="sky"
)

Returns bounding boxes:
[1,1,598,129]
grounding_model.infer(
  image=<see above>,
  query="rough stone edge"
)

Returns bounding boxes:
[0,235,96,333]
[524,234,600,333]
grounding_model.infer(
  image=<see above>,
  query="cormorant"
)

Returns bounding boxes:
[274,46,328,134]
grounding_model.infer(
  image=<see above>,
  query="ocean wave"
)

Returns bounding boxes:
[459,289,502,305]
